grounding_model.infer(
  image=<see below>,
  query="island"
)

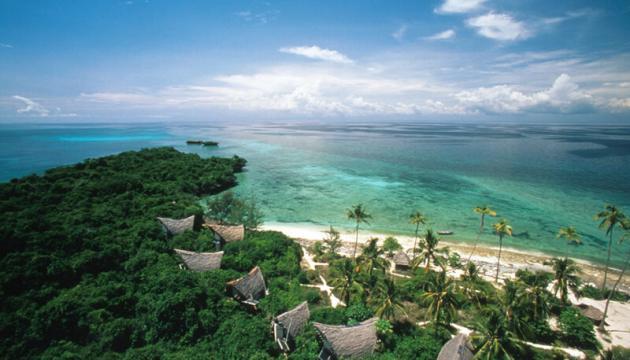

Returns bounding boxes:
[186,140,219,146]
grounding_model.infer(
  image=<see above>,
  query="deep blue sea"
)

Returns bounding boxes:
[1,121,629,265]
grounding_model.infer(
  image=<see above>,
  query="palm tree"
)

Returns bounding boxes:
[551,257,580,304]
[521,273,551,321]
[500,280,529,339]
[601,222,630,330]
[357,237,389,277]
[329,258,361,306]
[557,226,581,258]
[595,204,627,290]
[409,211,427,257]
[347,204,372,259]
[493,219,513,283]
[461,262,487,308]
[372,277,406,321]
[472,309,522,360]
[422,270,458,335]
[468,205,497,262]
[411,229,446,272]
[323,225,342,258]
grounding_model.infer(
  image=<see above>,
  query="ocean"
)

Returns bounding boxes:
[1,121,629,265]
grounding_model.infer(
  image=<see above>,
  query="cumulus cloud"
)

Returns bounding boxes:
[425,29,456,41]
[436,0,486,14]
[455,74,595,113]
[467,12,531,41]
[279,46,354,64]
[13,96,50,116]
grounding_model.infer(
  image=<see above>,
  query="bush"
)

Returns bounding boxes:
[345,303,373,324]
[310,307,346,325]
[579,285,630,301]
[558,308,598,349]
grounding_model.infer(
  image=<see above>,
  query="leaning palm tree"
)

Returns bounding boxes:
[601,223,630,330]
[411,229,446,272]
[595,204,627,290]
[329,258,361,306]
[372,277,406,321]
[347,204,372,259]
[472,309,522,360]
[551,257,581,304]
[557,226,581,258]
[422,270,458,335]
[493,219,513,283]
[468,205,497,262]
[409,211,427,257]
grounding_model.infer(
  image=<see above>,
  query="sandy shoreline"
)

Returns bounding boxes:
[261,222,630,292]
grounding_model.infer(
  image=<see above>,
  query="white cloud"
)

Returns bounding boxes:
[425,29,456,41]
[80,92,155,104]
[279,46,354,64]
[455,74,595,113]
[0,43,12,48]
[13,96,50,116]
[392,25,408,41]
[235,9,279,24]
[467,12,531,41]
[436,0,486,14]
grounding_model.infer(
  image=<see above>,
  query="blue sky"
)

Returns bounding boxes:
[1,0,629,121]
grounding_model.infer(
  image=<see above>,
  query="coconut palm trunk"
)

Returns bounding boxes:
[602,228,614,291]
[468,214,485,263]
[353,222,360,259]
[413,222,420,257]
[601,250,630,330]
[495,234,503,283]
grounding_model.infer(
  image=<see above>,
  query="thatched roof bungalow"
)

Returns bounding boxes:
[577,303,604,325]
[227,266,268,308]
[313,317,378,359]
[393,251,411,270]
[204,222,245,248]
[273,301,310,352]
[174,249,223,271]
[157,215,195,236]
[437,334,474,360]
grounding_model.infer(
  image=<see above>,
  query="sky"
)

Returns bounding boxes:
[1,0,629,122]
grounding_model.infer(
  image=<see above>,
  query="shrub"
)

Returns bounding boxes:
[558,308,598,349]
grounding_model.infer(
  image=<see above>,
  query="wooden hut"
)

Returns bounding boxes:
[577,303,604,325]
[204,222,245,249]
[273,301,310,352]
[157,215,195,236]
[227,266,268,309]
[437,334,474,360]
[174,249,223,272]
[393,251,411,271]
[313,317,378,359]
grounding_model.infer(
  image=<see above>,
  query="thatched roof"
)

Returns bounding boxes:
[393,251,411,267]
[206,223,245,243]
[227,266,267,301]
[437,334,474,360]
[174,249,223,271]
[313,318,378,359]
[157,215,195,236]
[577,303,604,323]
[276,301,310,339]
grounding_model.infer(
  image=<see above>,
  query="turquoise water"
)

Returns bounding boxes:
[1,121,629,265]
